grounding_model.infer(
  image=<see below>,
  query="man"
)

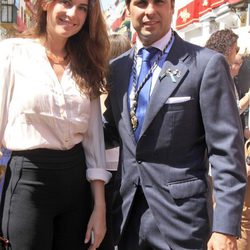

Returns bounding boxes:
[104,0,247,249]
[205,29,239,67]
[231,54,244,79]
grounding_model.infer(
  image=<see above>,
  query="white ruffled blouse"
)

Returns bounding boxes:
[0,38,111,183]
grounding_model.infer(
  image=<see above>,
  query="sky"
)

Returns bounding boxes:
[100,0,116,11]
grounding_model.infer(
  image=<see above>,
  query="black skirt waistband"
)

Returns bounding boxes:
[11,143,84,164]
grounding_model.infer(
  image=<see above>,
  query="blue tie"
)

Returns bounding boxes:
[134,47,159,141]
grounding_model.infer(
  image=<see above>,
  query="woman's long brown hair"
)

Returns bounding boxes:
[22,0,110,98]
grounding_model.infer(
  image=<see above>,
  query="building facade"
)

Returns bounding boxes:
[0,0,34,40]
[175,0,250,54]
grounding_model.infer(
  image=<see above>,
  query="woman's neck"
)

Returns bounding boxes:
[39,36,69,65]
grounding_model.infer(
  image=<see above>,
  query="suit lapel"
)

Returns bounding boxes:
[140,34,190,138]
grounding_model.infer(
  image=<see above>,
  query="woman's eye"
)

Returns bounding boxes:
[78,5,88,12]
[60,0,71,6]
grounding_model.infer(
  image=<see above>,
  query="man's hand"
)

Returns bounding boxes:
[207,232,237,250]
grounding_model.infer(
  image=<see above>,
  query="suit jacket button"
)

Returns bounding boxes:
[137,160,142,164]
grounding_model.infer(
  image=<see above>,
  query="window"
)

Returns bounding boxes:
[0,0,17,23]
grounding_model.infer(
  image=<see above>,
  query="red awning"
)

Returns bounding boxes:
[176,0,199,30]
[198,0,212,17]
[176,0,229,30]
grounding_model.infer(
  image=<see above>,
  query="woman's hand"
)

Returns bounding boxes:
[84,180,106,250]
[84,203,106,250]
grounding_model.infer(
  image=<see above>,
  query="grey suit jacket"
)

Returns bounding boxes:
[104,33,247,249]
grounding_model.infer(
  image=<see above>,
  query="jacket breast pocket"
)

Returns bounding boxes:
[163,98,194,111]
[164,178,207,199]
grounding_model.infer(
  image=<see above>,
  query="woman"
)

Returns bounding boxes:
[0,0,111,249]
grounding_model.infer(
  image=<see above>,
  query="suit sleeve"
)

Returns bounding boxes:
[200,53,247,237]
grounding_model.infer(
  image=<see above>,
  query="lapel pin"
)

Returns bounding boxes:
[173,69,181,78]
[159,68,181,82]
[166,68,177,83]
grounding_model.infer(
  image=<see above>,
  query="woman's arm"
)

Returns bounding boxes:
[82,97,111,249]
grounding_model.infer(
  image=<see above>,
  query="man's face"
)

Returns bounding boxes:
[231,54,243,78]
[127,0,174,46]
[227,42,239,66]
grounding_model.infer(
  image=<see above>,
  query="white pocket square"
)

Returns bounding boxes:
[166,97,191,104]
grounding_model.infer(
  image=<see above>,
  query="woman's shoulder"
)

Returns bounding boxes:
[0,37,38,51]
[0,38,41,59]
[0,37,25,46]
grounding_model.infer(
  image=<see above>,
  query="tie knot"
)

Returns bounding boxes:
[140,47,159,62]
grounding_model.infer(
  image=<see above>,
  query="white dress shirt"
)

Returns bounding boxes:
[0,38,111,183]
[135,29,174,95]
[128,29,175,108]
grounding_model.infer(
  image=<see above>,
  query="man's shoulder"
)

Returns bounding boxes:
[181,39,215,56]
[109,49,133,70]
[111,49,132,62]
[175,36,222,65]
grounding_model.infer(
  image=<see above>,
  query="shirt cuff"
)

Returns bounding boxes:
[86,168,112,184]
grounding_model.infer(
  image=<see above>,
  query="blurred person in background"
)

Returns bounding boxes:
[205,30,250,132]
[0,0,111,249]
[233,55,250,250]
[231,53,250,141]
[205,29,249,114]
[206,30,250,250]
[108,34,132,60]
[205,29,238,65]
